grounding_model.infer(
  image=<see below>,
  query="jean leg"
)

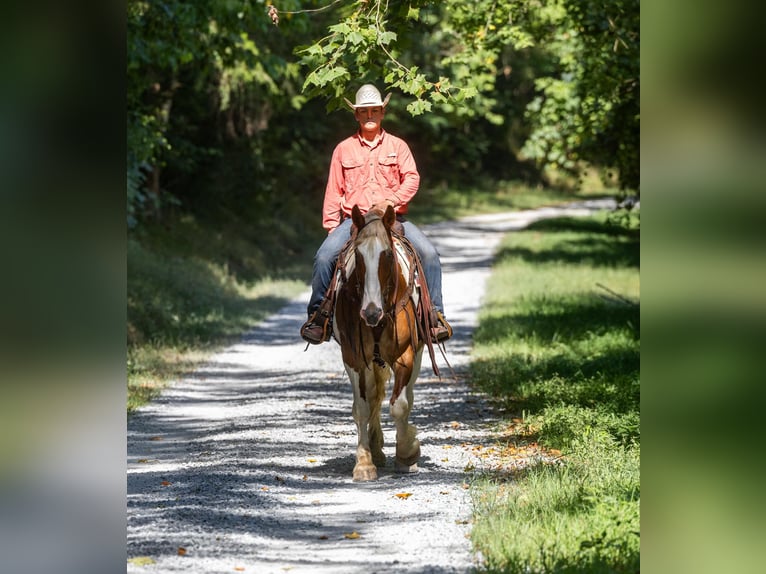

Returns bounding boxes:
[308,219,353,315]
[401,221,444,314]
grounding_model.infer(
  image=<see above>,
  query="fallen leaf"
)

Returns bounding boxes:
[149,436,163,441]
[128,556,155,566]
[441,458,449,462]
[137,459,149,463]
[440,491,449,495]
[161,481,171,486]
[343,531,361,539]
[302,475,308,481]
[318,535,328,540]
[234,567,245,572]
[394,492,413,499]
[261,486,269,491]
[177,547,187,556]
[450,421,461,429]
[307,459,317,463]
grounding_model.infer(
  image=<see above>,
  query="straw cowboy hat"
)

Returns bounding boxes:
[344,84,392,110]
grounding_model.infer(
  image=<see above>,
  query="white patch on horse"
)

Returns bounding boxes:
[358,236,387,314]
[393,238,420,308]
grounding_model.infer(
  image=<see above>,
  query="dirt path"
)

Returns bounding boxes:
[127,200,615,573]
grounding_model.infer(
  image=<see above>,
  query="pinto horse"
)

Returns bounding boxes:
[333,203,431,482]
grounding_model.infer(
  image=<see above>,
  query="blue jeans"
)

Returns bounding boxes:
[308,217,444,316]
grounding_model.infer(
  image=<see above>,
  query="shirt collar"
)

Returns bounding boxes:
[356,128,386,148]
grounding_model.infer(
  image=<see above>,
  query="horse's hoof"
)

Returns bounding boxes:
[395,460,419,474]
[372,452,386,467]
[353,465,378,482]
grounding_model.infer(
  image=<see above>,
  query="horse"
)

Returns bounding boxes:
[333,203,435,482]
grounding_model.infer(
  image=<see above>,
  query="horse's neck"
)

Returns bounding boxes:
[337,237,413,294]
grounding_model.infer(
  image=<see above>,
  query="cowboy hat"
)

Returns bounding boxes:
[343,84,392,110]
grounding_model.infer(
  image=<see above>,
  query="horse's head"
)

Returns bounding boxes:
[351,204,398,327]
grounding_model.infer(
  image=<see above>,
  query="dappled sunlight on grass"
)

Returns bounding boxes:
[127,239,307,412]
[469,212,639,573]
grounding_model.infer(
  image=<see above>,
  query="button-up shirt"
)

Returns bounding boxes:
[322,129,420,232]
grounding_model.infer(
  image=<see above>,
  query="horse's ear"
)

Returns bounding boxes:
[382,204,396,229]
[351,205,365,229]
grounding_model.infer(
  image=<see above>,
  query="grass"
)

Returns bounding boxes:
[127,236,309,413]
[468,211,640,573]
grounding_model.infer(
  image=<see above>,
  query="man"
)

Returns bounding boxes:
[300,84,453,345]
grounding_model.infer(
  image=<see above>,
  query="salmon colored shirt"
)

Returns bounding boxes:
[322,129,420,232]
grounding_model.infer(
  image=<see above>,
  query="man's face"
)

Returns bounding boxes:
[355,106,385,132]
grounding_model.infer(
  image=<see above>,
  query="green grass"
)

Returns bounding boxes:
[469,212,640,573]
[127,237,307,413]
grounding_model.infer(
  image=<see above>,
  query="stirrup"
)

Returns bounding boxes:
[301,309,332,344]
[431,310,453,343]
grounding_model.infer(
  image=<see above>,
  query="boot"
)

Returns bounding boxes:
[430,309,453,343]
[300,298,334,344]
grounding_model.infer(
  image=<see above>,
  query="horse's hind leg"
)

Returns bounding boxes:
[348,365,385,481]
[391,348,423,473]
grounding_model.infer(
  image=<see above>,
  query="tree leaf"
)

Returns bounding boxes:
[395,492,413,499]
[328,23,351,35]
[378,31,397,46]
[343,531,361,539]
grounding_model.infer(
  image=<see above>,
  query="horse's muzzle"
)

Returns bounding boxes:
[361,303,384,327]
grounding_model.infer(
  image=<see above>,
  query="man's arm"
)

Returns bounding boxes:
[390,139,420,208]
[322,146,345,232]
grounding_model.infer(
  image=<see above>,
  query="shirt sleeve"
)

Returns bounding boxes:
[391,138,420,208]
[322,145,345,232]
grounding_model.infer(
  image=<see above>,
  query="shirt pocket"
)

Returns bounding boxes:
[341,157,365,192]
[377,156,400,188]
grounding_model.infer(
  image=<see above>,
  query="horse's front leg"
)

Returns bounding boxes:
[347,364,385,481]
[390,347,423,473]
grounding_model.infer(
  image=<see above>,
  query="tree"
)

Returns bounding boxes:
[126,0,315,227]
[520,0,639,193]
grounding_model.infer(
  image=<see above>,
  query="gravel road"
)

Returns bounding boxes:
[127,200,615,574]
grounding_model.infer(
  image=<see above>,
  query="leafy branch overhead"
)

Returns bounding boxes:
[277,0,535,117]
